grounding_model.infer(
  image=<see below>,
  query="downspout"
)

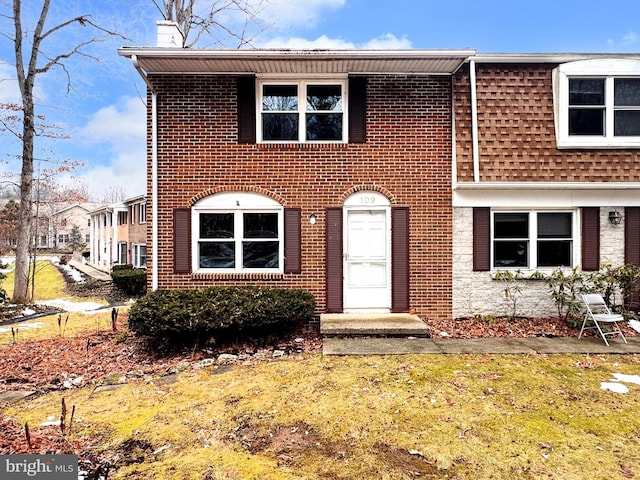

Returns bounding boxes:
[470,59,480,182]
[131,55,159,291]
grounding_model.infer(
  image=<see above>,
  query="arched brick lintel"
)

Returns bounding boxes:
[338,184,397,205]
[189,186,288,207]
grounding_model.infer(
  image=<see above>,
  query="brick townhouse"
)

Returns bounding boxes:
[119,24,640,323]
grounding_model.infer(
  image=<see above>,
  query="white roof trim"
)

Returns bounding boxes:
[118,48,475,75]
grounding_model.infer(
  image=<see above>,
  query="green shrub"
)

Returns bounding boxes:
[128,286,315,344]
[112,264,134,271]
[111,266,147,296]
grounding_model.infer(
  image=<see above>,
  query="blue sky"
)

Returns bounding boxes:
[1,0,639,201]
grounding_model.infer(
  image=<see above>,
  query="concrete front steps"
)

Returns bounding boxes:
[320,313,429,337]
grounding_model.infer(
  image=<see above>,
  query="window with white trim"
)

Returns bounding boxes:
[132,243,147,268]
[554,59,640,148]
[192,192,283,273]
[493,211,575,269]
[139,203,147,224]
[258,80,346,143]
[118,242,127,264]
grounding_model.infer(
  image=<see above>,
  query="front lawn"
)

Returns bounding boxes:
[5,349,640,479]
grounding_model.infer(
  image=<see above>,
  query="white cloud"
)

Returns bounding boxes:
[0,61,20,104]
[72,96,147,198]
[361,34,413,49]
[261,0,346,29]
[79,96,146,147]
[622,31,638,46]
[260,33,412,50]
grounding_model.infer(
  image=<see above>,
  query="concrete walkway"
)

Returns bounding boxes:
[323,336,640,355]
[68,259,112,281]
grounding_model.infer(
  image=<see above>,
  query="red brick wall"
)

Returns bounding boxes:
[454,63,640,183]
[146,74,454,320]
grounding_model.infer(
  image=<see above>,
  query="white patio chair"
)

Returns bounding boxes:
[579,294,628,346]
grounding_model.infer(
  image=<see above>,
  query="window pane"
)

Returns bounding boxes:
[199,242,235,268]
[614,110,640,136]
[306,113,343,141]
[307,85,342,111]
[263,85,298,111]
[494,241,528,267]
[262,113,298,140]
[569,78,604,105]
[569,108,605,135]
[200,213,234,239]
[244,213,278,238]
[494,213,528,238]
[538,240,572,267]
[538,213,571,238]
[243,241,279,268]
[614,78,640,106]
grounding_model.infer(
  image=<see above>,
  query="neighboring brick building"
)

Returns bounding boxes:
[119,26,640,322]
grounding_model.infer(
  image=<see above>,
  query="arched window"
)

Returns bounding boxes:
[192,192,284,272]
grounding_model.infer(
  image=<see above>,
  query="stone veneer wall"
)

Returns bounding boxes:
[452,206,626,319]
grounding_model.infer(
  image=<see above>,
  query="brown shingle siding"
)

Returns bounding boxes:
[454,63,640,183]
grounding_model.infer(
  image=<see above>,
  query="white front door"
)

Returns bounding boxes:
[343,207,391,311]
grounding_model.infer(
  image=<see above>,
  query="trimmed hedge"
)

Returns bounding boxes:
[111,266,147,296]
[128,286,315,343]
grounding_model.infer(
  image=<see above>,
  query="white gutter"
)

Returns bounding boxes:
[131,55,159,291]
[470,60,480,182]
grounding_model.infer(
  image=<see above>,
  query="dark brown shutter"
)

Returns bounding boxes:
[625,207,640,309]
[625,207,640,265]
[473,207,491,271]
[237,76,256,144]
[581,207,600,271]
[391,207,410,313]
[325,208,343,313]
[173,208,191,274]
[348,76,366,143]
[284,208,301,274]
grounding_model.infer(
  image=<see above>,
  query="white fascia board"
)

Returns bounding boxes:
[469,53,640,63]
[453,182,640,207]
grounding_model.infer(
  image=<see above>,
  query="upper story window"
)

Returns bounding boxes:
[493,210,575,269]
[258,79,346,143]
[554,59,640,148]
[139,203,147,224]
[117,211,128,225]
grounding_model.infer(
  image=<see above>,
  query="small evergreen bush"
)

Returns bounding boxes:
[128,286,315,344]
[111,266,147,296]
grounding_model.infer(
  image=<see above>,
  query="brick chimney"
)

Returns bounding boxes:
[157,21,184,47]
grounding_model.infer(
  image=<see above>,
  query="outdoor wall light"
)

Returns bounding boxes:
[609,210,623,226]
[309,213,317,225]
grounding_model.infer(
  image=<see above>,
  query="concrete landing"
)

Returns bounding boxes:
[320,313,429,337]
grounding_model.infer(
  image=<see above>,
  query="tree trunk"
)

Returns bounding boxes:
[13,94,34,304]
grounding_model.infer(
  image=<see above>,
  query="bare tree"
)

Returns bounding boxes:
[5,0,121,303]
[152,0,268,48]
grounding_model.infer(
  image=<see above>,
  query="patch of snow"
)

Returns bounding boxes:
[628,319,640,333]
[51,258,85,284]
[0,322,45,333]
[600,382,629,394]
[39,299,108,314]
[612,373,640,385]
[439,331,450,337]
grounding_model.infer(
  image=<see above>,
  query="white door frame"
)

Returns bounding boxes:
[343,191,392,312]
